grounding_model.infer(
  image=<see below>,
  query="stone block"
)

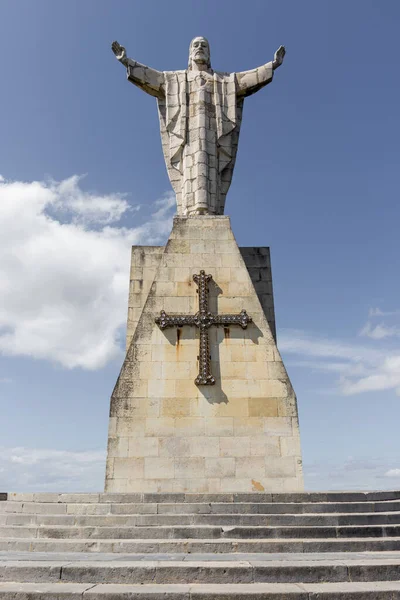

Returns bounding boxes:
[220,437,251,457]
[107,417,117,437]
[129,438,159,457]
[205,417,234,436]
[246,362,270,379]
[218,297,247,314]
[278,397,298,418]
[116,417,146,437]
[32,493,60,503]
[219,253,243,268]
[233,417,264,436]
[162,297,190,313]
[162,361,191,380]
[264,417,293,436]
[248,398,279,418]
[174,267,191,282]
[265,456,297,478]
[188,437,220,457]
[159,437,190,458]
[174,417,205,437]
[126,479,175,492]
[148,379,176,398]
[58,493,100,504]
[132,345,152,361]
[107,437,129,458]
[220,362,247,379]
[228,281,253,296]
[205,458,235,478]
[113,458,144,479]
[236,457,266,479]
[219,478,260,493]
[5,494,28,503]
[175,458,205,479]
[139,361,162,380]
[144,458,175,479]
[230,345,258,362]
[145,417,175,437]
[250,435,281,457]
[161,398,192,417]
[259,380,287,398]
[200,398,249,418]
[172,479,209,493]
[280,436,302,457]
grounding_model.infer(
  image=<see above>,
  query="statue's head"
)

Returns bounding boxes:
[188,36,211,69]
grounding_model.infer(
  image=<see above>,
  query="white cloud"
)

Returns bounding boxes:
[50,175,135,226]
[369,307,400,318]
[385,469,400,478]
[360,321,400,340]
[280,329,384,366]
[305,457,400,491]
[0,175,175,369]
[0,446,105,492]
[280,328,400,397]
[340,355,400,396]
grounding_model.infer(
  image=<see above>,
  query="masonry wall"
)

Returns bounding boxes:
[105,216,303,493]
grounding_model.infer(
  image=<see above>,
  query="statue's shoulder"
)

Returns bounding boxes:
[163,70,187,86]
[214,70,235,81]
[164,69,187,76]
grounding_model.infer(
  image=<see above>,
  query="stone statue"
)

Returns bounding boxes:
[111,37,285,216]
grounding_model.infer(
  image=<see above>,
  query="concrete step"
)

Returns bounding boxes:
[2,500,400,515]
[2,511,400,527]
[1,557,400,584]
[2,536,400,553]
[1,581,400,598]
[5,490,400,503]
[1,524,400,540]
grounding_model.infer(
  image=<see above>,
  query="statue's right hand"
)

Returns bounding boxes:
[111,41,126,61]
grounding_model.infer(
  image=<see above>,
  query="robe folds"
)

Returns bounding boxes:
[157,70,244,216]
[126,57,274,216]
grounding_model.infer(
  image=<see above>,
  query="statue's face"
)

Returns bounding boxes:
[189,37,210,68]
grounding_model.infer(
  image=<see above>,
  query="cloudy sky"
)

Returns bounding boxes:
[0,0,399,492]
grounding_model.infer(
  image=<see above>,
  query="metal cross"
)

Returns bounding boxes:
[155,270,252,386]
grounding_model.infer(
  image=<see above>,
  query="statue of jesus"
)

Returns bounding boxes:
[112,37,285,216]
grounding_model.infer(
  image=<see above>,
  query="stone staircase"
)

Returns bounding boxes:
[1,491,400,598]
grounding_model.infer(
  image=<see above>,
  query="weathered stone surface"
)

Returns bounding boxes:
[240,247,276,342]
[105,216,302,493]
[3,579,400,599]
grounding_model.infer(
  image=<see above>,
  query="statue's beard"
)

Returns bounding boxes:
[190,55,210,68]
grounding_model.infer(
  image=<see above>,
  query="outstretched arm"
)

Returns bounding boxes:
[111,41,165,99]
[236,46,285,98]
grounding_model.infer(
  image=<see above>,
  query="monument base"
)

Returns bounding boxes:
[105,216,303,493]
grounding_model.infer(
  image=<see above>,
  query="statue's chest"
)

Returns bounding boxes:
[188,74,215,117]
[188,73,214,97]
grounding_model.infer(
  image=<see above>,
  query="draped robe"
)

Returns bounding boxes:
[126,61,273,216]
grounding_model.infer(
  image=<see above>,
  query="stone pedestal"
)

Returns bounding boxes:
[105,216,303,493]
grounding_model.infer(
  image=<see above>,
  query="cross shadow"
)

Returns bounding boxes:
[158,279,263,406]
[201,280,263,404]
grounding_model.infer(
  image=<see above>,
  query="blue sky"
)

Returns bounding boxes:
[0,0,400,491]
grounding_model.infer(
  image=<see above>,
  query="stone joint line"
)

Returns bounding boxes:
[155,270,252,386]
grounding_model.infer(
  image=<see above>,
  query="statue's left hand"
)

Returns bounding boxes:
[112,41,127,62]
[273,45,286,69]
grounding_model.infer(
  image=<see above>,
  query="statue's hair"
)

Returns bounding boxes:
[188,36,211,69]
